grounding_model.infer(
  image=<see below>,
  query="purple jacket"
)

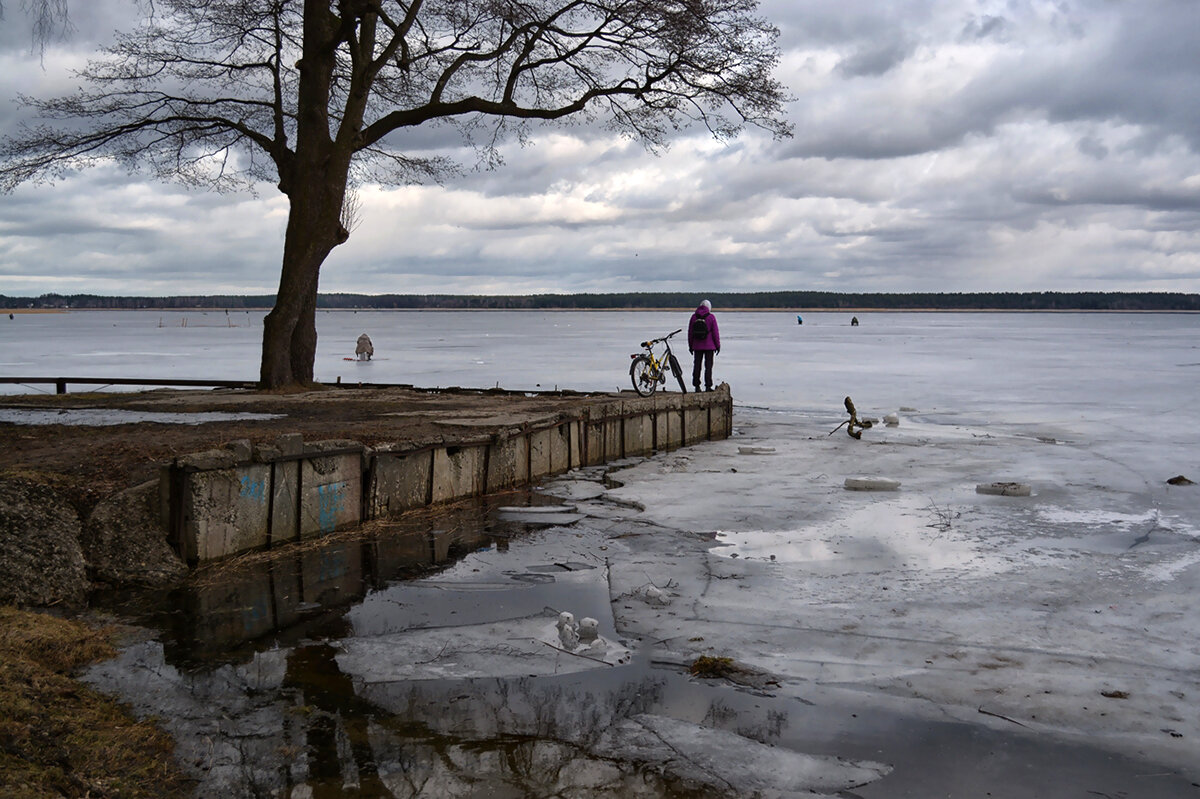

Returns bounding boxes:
[688,305,720,351]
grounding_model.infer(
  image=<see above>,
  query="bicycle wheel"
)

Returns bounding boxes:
[668,353,687,394]
[630,355,658,396]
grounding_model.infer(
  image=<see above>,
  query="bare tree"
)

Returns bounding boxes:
[1,0,72,54]
[1,0,791,389]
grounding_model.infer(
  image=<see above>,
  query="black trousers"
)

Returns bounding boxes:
[692,350,714,390]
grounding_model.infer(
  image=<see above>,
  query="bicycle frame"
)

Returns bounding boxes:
[630,329,687,395]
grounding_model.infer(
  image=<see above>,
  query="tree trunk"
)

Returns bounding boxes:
[259,0,349,390]
[259,178,348,389]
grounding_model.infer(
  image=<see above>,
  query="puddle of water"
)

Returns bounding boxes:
[84,492,1200,798]
[94,491,580,666]
[0,407,282,426]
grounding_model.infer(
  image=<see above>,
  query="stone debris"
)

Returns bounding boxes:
[737,445,776,455]
[0,477,88,606]
[83,480,187,587]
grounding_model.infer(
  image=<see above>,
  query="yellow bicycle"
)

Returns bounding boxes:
[630,329,688,395]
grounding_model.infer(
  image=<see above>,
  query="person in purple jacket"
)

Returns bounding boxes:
[687,299,721,392]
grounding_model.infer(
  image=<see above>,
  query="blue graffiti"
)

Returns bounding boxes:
[317,481,347,533]
[239,474,267,502]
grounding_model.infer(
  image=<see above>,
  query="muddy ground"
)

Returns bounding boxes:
[0,386,613,514]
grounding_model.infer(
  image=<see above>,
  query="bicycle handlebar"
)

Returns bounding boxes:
[641,329,683,348]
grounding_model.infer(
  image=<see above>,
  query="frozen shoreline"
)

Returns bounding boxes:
[565,404,1200,784]
[69,310,1199,794]
[80,401,1200,796]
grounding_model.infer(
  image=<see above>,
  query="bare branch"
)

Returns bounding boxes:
[0,0,793,389]
[1,0,72,57]
[3,0,789,196]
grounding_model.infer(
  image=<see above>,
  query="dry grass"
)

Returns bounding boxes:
[0,607,190,799]
[689,655,739,679]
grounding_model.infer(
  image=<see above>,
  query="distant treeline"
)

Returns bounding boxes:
[4,291,1199,312]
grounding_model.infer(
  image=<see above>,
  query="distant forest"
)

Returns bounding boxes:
[3,291,1199,312]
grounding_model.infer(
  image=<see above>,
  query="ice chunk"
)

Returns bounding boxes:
[497,505,584,525]
[844,476,901,491]
[976,482,1032,496]
[592,714,891,795]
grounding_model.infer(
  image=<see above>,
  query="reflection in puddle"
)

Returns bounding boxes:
[88,633,813,798]
[82,491,1200,797]
[0,407,282,426]
[97,493,561,666]
[84,495,744,795]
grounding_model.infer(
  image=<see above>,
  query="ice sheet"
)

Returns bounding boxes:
[62,310,1200,792]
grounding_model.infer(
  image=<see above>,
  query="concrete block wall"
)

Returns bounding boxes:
[432,446,486,503]
[168,387,732,563]
[170,440,366,566]
[485,433,530,491]
[299,445,363,539]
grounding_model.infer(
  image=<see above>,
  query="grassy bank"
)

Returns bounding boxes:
[0,607,189,798]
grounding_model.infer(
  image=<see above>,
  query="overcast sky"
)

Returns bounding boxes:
[2,0,1199,297]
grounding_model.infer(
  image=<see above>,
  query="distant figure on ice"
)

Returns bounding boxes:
[796,314,803,325]
[851,316,859,326]
[355,333,374,361]
[688,299,720,392]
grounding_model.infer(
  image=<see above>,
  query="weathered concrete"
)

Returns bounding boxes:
[431,445,486,503]
[484,432,530,492]
[297,442,364,539]
[0,383,730,600]
[268,459,300,547]
[370,447,435,517]
[83,480,187,588]
[624,414,654,458]
[0,478,89,607]
[177,461,273,563]
[166,385,733,563]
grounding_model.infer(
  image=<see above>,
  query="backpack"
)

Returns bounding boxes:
[690,317,709,340]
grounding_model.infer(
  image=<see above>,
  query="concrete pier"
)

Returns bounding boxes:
[167,387,731,564]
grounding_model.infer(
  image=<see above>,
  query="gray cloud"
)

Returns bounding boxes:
[836,38,914,78]
[2,0,1200,296]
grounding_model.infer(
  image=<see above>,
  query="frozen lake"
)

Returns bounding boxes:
[6,309,1200,796]
[3,308,1197,410]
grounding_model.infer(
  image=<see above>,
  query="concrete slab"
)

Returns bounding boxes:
[299,449,363,538]
[370,449,434,518]
[432,445,486,503]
